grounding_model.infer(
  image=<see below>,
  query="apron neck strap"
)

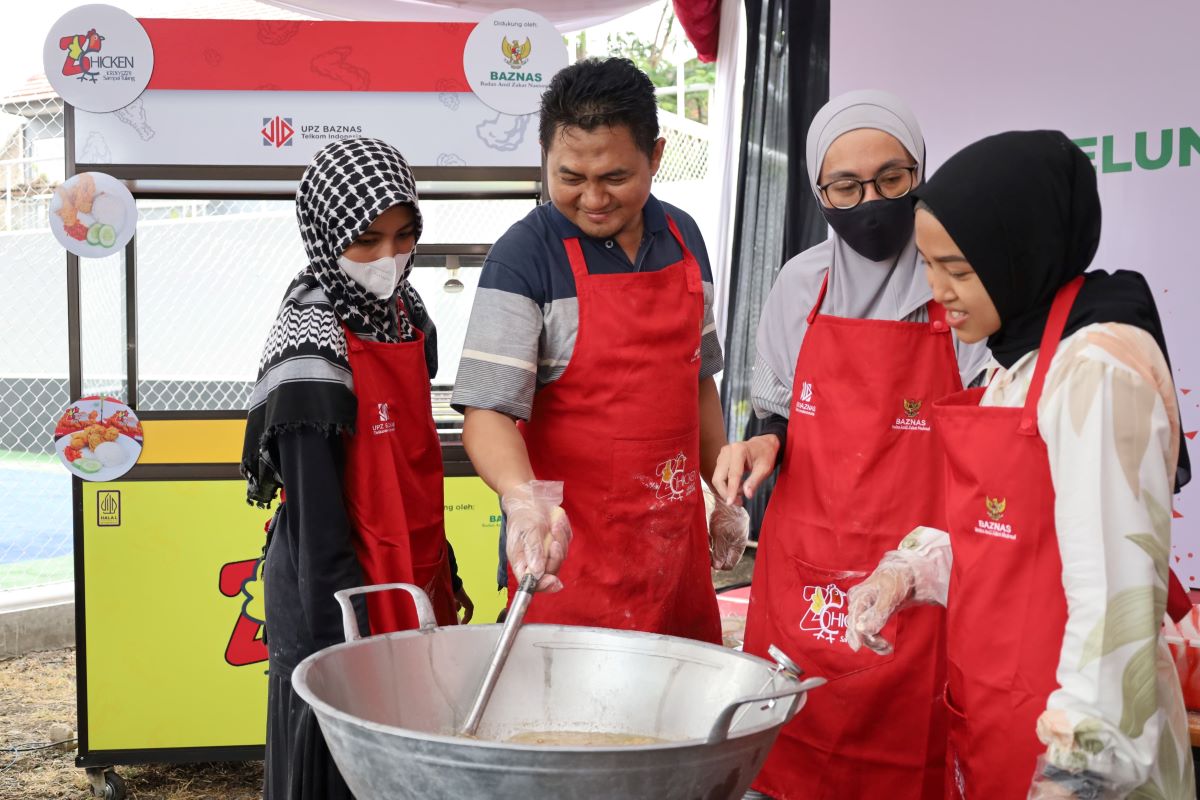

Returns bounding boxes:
[562,236,588,283]
[338,320,364,353]
[665,215,703,294]
[925,299,950,334]
[1018,275,1085,435]
[807,271,830,325]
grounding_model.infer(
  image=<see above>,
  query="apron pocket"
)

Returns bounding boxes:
[943,684,970,800]
[603,433,702,532]
[770,554,900,682]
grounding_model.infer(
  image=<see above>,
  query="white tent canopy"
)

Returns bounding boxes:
[260,0,654,29]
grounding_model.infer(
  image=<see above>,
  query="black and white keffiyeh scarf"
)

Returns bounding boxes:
[241,138,437,507]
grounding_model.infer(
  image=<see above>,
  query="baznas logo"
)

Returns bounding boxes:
[501,36,532,68]
[902,399,922,418]
[378,403,389,422]
[985,496,1006,522]
[60,29,105,81]
[261,116,294,148]
[800,382,813,403]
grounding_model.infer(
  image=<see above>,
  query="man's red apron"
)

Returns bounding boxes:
[341,322,458,633]
[743,274,960,800]
[933,278,1079,799]
[508,217,721,643]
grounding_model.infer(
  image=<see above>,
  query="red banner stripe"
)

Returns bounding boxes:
[141,19,473,92]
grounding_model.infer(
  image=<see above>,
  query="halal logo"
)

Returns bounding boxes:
[60,29,105,81]
[902,399,922,418]
[261,116,294,148]
[500,36,532,68]
[985,496,1006,522]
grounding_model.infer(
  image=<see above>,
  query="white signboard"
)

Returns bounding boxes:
[463,8,568,116]
[42,4,153,113]
[74,91,539,168]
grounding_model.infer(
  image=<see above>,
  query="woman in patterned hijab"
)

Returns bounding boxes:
[242,137,435,504]
[243,138,470,800]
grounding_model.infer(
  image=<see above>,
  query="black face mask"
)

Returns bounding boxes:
[820,198,914,262]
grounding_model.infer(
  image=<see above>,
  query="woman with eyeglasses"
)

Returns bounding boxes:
[712,91,989,800]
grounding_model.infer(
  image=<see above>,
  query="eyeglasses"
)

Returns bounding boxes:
[817,165,918,209]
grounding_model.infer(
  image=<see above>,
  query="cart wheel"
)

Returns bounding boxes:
[86,768,126,799]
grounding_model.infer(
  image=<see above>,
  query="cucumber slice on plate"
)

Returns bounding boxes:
[98,224,117,248]
[75,458,103,474]
[86,224,102,246]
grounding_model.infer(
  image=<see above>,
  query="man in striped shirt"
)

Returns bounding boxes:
[452,57,726,639]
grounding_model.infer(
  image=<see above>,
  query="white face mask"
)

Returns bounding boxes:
[337,251,412,300]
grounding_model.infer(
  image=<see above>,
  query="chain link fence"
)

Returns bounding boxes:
[0,93,72,589]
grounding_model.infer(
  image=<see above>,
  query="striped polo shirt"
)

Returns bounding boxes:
[451,194,723,420]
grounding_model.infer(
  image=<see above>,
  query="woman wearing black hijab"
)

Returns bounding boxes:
[845,131,1193,799]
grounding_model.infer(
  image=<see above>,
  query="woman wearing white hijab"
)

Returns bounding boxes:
[715,91,988,800]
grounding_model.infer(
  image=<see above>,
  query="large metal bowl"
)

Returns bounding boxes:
[292,584,821,800]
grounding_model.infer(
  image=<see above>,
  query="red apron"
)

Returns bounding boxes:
[933,278,1081,799]
[743,274,960,800]
[341,322,458,633]
[507,217,721,643]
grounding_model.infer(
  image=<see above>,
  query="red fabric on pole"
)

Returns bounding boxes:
[671,0,720,63]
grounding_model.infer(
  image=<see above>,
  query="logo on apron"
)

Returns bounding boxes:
[799,583,848,643]
[795,381,817,417]
[974,496,1014,540]
[655,452,697,502]
[372,402,396,435]
[891,398,931,432]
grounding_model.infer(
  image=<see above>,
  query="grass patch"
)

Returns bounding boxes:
[0,450,56,467]
[0,556,73,591]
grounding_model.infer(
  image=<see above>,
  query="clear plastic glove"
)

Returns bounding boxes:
[709,498,750,571]
[845,558,917,654]
[1027,756,1112,799]
[501,480,572,593]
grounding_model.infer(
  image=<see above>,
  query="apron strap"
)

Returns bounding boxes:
[925,299,950,334]
[338,320,364,353]
[806,271,830,325]
[562,236,589,283]
[1019,276,1085,436]
[665,215,703,295]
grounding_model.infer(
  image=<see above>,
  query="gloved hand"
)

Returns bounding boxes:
[709,497,750,571]
[845,558,917,654]
[501,480,572,593]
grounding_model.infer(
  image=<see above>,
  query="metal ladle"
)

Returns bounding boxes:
[460,573,538,736]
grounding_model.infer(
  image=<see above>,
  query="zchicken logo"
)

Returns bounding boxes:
[799,583,847,643]
[261,116,294,148]
[60,29,105,81]
[219,558,268,667]
[501,36,532,68]
[655,452,697,502]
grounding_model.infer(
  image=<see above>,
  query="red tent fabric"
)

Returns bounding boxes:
[672,0,720,62]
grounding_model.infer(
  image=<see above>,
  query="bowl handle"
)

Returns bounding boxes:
[705,677,827,745]
[333,583,439,642]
